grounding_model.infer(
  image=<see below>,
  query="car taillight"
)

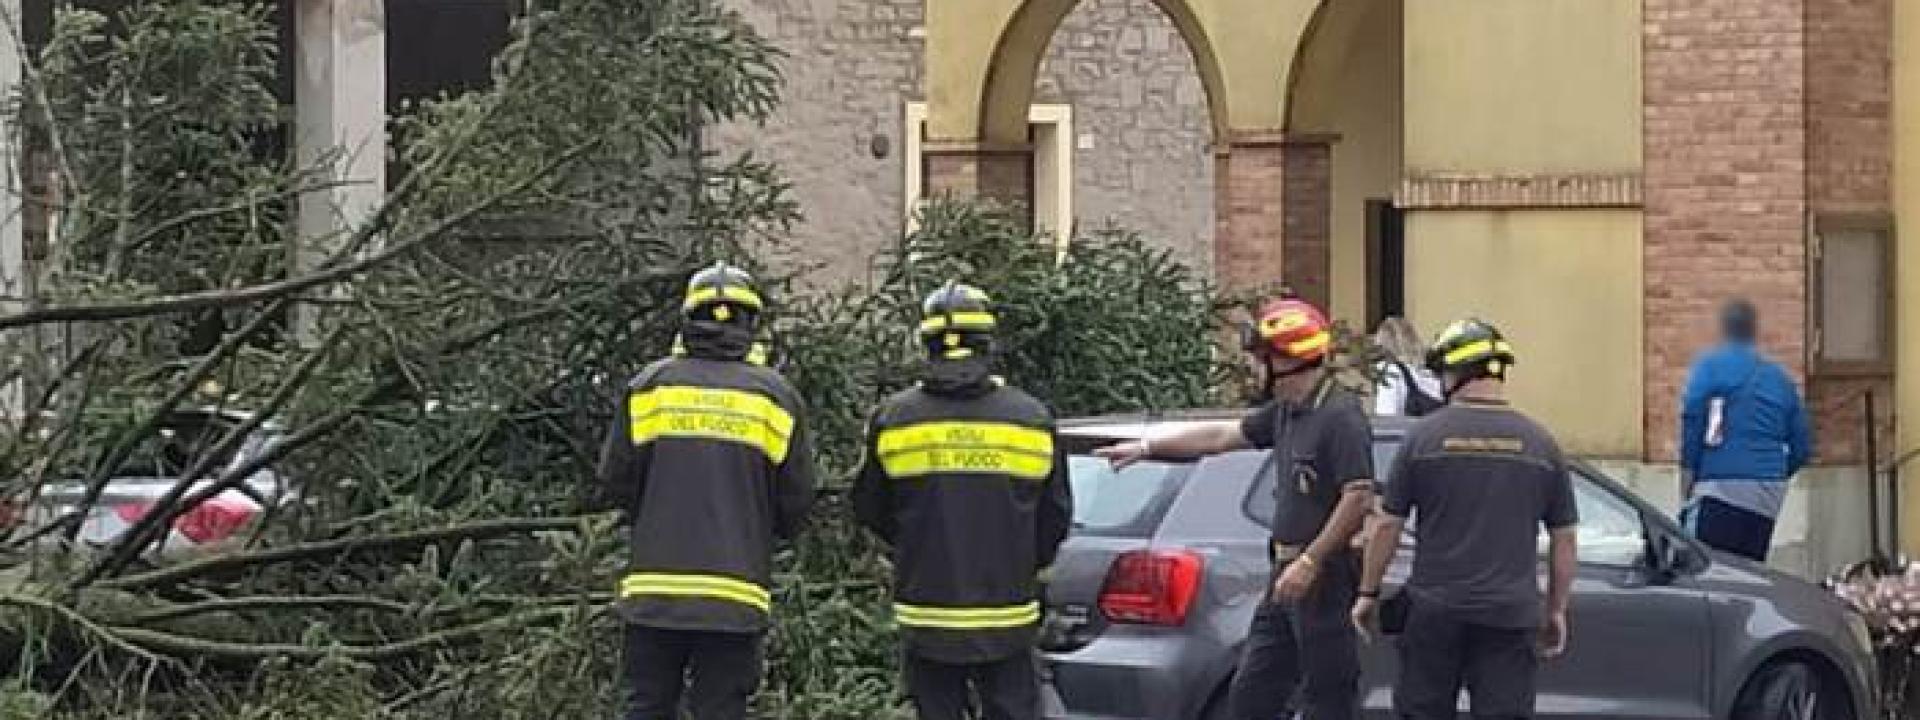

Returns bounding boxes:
[113,499,256,544]
[1098,548,1204,626]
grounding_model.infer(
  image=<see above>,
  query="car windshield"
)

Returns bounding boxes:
[1067,456,1190,537]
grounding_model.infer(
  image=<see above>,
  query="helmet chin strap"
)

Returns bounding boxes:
[1258,356,1320,401]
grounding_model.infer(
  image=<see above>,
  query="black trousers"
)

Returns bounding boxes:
[1394,600,1537,720]
[1226,554,1361,720]
[623,624,764,720]
[903,651,1040,720]
[1689,495,1776,562]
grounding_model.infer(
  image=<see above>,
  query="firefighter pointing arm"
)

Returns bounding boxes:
[1095,297,1374,720]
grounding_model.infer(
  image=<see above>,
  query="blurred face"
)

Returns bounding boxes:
[1265,354,1316,377]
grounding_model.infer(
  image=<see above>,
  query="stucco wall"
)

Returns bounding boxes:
[1399,0,1643,457]
[1896,0,1920,554]
[1287,0,1402,327]
[1405,210,1645,458]
[1402,0,1641,174]
[715,0,1215,286]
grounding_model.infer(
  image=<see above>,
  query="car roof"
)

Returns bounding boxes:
[1059,408,1416,441]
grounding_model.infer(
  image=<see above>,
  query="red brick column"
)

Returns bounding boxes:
[1642,0,1809,462]
[1214,133,1334,305]
[1802,0,1894,465]
[922,142,1033,220]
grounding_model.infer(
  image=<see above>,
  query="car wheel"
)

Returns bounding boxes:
[1733,661,1849,720]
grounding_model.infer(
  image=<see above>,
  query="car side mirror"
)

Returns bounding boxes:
[1644,529,1694,579]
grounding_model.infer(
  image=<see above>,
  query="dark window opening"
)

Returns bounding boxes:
[1366,197,1406,331]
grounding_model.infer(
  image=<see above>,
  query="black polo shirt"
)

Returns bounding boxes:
[1382,400,1578,629]
[1239,382,1374,546]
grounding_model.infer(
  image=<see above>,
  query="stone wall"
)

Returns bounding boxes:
[714,0,1214,287]
[1030,0,1214,274]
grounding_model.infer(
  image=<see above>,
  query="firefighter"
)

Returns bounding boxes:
[1351,319,1577,720]
[592,262,817,720]
[852,281,1073,720]
[1097,297,1375,720]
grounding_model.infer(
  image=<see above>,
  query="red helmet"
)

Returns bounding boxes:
[1245,298,1332,362]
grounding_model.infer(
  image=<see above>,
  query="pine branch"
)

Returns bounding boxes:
[99,517,587,592]
[107,605,582,661]
[130,594,415,624]
[0,136,600,331]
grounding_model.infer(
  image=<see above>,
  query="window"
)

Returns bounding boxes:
[902,102,1074,253]
[1554,471,1646,566]
[1810,214,1894,375]
[1066,456,1193,537]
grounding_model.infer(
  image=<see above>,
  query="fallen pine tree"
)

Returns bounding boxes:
[0,2,1299,717]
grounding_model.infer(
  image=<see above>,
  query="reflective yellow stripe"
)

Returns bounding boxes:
[918,311,997,333]
[619,573,772,613]
[629,386,794,463]
[894,601,1041,629]
[1285,331,1331,356]
[683,285,764,310]
[876,421,1054,480]
[1443,339,1514,365]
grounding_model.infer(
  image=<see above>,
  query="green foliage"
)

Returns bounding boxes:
[34,0,287,346]
[759,199,1236,716]
[0,2,1238,719]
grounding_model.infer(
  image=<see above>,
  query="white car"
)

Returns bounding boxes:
[17,409,294,562]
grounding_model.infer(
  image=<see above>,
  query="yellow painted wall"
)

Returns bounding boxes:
[1405,210,1645,457]
[1290,0,1402,328]
[1403,0,1641,174]
[1895,0,1920,555]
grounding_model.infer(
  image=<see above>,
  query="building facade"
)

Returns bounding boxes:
[0,0,1914,577]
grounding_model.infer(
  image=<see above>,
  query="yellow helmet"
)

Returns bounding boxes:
[918,281,996,361]
[682,262,762,327]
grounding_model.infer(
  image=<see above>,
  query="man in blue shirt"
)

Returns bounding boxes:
[1679,299,1813,562]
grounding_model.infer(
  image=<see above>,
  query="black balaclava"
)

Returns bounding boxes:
[921,333,996,398]
[680,315,755,361]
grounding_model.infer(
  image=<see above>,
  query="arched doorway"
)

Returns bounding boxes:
[1284,0,1404,327]
[923,0,1360,307]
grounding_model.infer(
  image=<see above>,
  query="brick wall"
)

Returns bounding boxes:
[1642,0,1810,462]
[1804,0,1893,465]
[713,0,1214,286]
[1280,142,1331,307]
[1214,144,1285,294]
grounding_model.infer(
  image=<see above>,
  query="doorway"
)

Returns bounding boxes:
[1366,197,1406,331]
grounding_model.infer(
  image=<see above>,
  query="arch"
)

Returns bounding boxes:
[1272,0,1404,324]
[973,0,1231,145]
[1284,0,1389,131]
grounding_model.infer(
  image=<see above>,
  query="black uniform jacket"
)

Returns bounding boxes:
[595,355,817,634]
[852,381,1073,663]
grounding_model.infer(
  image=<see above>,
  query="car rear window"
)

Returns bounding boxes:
[1067,456,1193,537]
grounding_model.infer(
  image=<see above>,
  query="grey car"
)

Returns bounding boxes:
[1038,411,1878,720]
